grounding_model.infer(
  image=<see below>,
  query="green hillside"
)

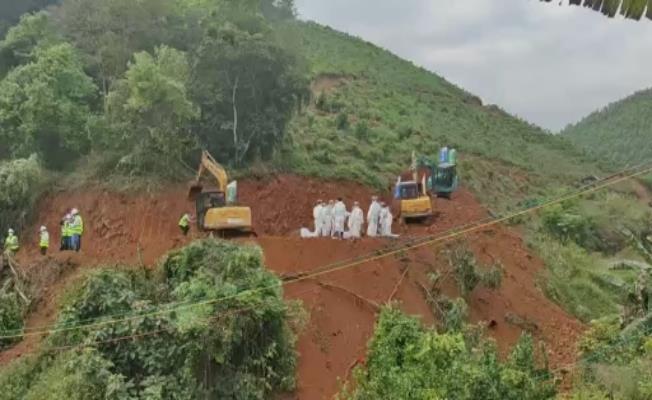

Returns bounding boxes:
[563,88,652,170]
[276,22,597,209]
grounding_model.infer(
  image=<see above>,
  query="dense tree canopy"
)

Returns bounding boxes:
[0,43,96,168]
[0,0,306,174]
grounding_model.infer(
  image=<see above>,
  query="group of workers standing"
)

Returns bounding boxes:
[302,196,397,239]
[2,208,84,258]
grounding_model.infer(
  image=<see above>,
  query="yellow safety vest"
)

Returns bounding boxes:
[4,234,19,251]
[179,214,190,228]
[40,231,49,248]
[71,215,84,235]
[62,221,72,237]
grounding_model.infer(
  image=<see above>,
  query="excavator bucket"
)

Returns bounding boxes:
[188,181,204,200]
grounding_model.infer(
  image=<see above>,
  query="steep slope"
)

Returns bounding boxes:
[6,180,583,399]
[276,22,597,209]
[563,88,652,169]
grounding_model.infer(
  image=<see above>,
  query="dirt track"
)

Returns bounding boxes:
[5,175,584,399]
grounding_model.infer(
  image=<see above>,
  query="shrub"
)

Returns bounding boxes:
[0,240,300,399]
[336,112,349,130]
[0,155,45,238]
[342,307,556,400]
[447,244,503,297]
[0,291,24,349]
[354,120,370,140]
[541,202,598,250]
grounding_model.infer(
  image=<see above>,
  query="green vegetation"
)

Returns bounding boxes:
[0,0,307,178]
[532,188,652,322]
[341,306,556,400]
[274,22,596,207]
[568,317,652,399]
[0,155,46,235]
[0,290,25,350]
[563,88,652,170]
[0,240,301,399]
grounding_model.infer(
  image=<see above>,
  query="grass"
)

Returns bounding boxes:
[272,21,600,211]
[532,235,637,322]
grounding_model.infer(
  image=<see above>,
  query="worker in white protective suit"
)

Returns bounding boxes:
[313,200,324,236]
[366,196,381,237]
[332,198,348,240]
[380,203,398,238]
[322,200,334,237]
[348,202,364,239]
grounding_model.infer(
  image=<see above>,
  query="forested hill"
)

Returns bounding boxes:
[563,88,652,170]
[0,0,597,215]
[279,22,596,206]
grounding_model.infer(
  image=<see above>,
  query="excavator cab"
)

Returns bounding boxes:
[433,163,459,199]
[188,151,253,233]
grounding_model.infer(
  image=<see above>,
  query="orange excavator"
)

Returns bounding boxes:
[188,150,253,234]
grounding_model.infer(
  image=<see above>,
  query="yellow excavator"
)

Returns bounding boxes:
[188,150,253,234]
[394,151,433,224]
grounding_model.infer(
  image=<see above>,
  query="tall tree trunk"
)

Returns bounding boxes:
[232,76,240,165]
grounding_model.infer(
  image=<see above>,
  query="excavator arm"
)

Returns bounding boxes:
[189,150,229,199]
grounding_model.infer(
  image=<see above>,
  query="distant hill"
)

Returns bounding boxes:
[563,88,652,170]
[278,22,597,208]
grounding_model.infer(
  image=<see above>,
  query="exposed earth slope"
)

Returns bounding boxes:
[5,178,583,399]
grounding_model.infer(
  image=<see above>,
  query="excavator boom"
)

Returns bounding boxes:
[187,150,253,234]
[189,150,229,199]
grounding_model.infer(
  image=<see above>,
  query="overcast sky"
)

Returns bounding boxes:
[295,0,652,131]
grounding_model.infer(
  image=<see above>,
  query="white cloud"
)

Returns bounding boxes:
[295,0,652,131]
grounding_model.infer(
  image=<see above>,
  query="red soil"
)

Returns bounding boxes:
[5,175,584,399]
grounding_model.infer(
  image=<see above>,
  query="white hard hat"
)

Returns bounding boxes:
[40,226,47,232]
[71,208,79,215]
[8,228,14,234]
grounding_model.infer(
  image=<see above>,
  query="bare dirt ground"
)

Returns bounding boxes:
[4,175,584,399]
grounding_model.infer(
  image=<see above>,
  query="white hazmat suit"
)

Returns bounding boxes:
[313,202,324,235]
[380,206,398,238]
[332,200,347,238]
[348,205,364,239]
[322,202,334,237]
[366,200,381,237]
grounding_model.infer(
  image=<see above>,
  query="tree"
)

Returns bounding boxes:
[105,45,198,176]
[0,0,60,37]
[539,0,652,21]
[0,43,96,168]
[343,307,556,400]
[0,11,60,75]
[53,0,178,96]
[191,5,308,166]
[260,0,297,20]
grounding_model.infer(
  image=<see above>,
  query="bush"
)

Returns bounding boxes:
[0,155,45,235]
[341,307,556,400]
[541,202,599,250]
[336,112,349,130]
[0,291,24,349]
[448,244,503,297]
[0,240,300,399]
[354,120,370,140]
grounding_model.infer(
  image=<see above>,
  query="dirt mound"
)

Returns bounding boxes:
[4,175,584,399]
